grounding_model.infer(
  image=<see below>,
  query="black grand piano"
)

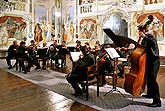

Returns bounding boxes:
[103,28,137,47]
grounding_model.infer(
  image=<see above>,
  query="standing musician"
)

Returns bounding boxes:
[66,46,95,96]
[138,16,161,107]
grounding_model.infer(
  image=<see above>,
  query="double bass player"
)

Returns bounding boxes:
[138,16,161,107]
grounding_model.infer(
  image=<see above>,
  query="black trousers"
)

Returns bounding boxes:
[6,54,15,66]
[146,59,161,103]
[66,72,82,93]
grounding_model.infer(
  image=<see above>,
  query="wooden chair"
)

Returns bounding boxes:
[79,65,99,101]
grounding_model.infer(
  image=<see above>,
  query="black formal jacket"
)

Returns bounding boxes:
[8,44,18,57]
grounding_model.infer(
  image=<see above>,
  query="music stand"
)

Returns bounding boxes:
[104,48,125,97]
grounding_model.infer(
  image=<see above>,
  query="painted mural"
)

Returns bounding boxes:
[79,18,97,41]
[0,16,26,48]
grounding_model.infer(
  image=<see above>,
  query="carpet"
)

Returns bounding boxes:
[0,59,165,111]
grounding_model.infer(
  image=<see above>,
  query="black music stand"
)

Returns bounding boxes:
[104,48,125,97]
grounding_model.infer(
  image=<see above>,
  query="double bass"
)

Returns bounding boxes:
[103,29,146,96]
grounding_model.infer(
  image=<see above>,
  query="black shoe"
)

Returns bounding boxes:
[25,67,30,72]
[142,94,152,98]
[35,67,40,69]
[148,102,161,107]
[8,66,12,69]
[26,69,30,72]
[71,90,83,97]
[42,67,46,70]
[23,70,27,74]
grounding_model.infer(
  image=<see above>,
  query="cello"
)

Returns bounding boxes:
[103,28,146,96]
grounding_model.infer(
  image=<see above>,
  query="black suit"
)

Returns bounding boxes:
[54,45,69,67]
[66,53,95,94]
[141,33,161,104]
[16,46,33,71]
[6,44,18,67]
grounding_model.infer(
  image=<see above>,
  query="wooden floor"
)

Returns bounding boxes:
[0,69,96,111]
[0,56,165,111]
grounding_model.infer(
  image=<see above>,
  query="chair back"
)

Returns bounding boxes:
[79,64,99,100]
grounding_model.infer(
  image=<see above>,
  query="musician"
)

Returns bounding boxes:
[66,46,95,96]
[138,19,161,107]
[117,43,135,78]
[6,40,18,69]
[96,45,113,86]
[37,42,49,70]
[84,42,91,51]
[54,41,69,68]
[49,40,58,62]
[74,40,82,52]
[28,40,40,69]
[90,40,101,56]
[16,41,33,73]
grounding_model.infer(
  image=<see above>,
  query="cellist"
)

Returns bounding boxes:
[138,17,161,107]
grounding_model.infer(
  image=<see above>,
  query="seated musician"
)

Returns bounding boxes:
[6,40,19,69]
[74,40,82,52]
[90,40,102,56]
[96,44,113,86]
[66,46,95,96]
[84,42,91,51]
[54,41,69,68]
[116,43,135,78]
[28,40,40,69]
[49,40,59,62]
[16,41,33,73]
[37,42,49,70]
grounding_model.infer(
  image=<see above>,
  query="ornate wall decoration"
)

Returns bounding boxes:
[79,18,97,40]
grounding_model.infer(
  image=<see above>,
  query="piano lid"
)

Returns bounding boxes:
[103,28,137,47]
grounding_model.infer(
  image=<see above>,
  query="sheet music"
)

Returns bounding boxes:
[105,48,120,59]
[70,52,82,62]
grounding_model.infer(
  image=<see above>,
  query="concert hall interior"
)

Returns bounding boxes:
[0,0,165,111]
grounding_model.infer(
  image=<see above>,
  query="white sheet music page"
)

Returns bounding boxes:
[70,52,82,62]
[105,48,120,59]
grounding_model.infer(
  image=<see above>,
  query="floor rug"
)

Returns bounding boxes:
[0,60,165,111]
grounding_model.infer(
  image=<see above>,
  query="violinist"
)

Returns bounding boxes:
[96,44,113,86]
[54,41,69,68]
[49,40,58,62]
[138,19,161,107]
[74,40,82,52]
[16,41,33,73]
[28,40,40,69]
[117,43,135,78]
[66,46,95,96]
[6,40,18,69]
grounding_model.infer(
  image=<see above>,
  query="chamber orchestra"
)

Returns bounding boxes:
[5,15,161,107]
